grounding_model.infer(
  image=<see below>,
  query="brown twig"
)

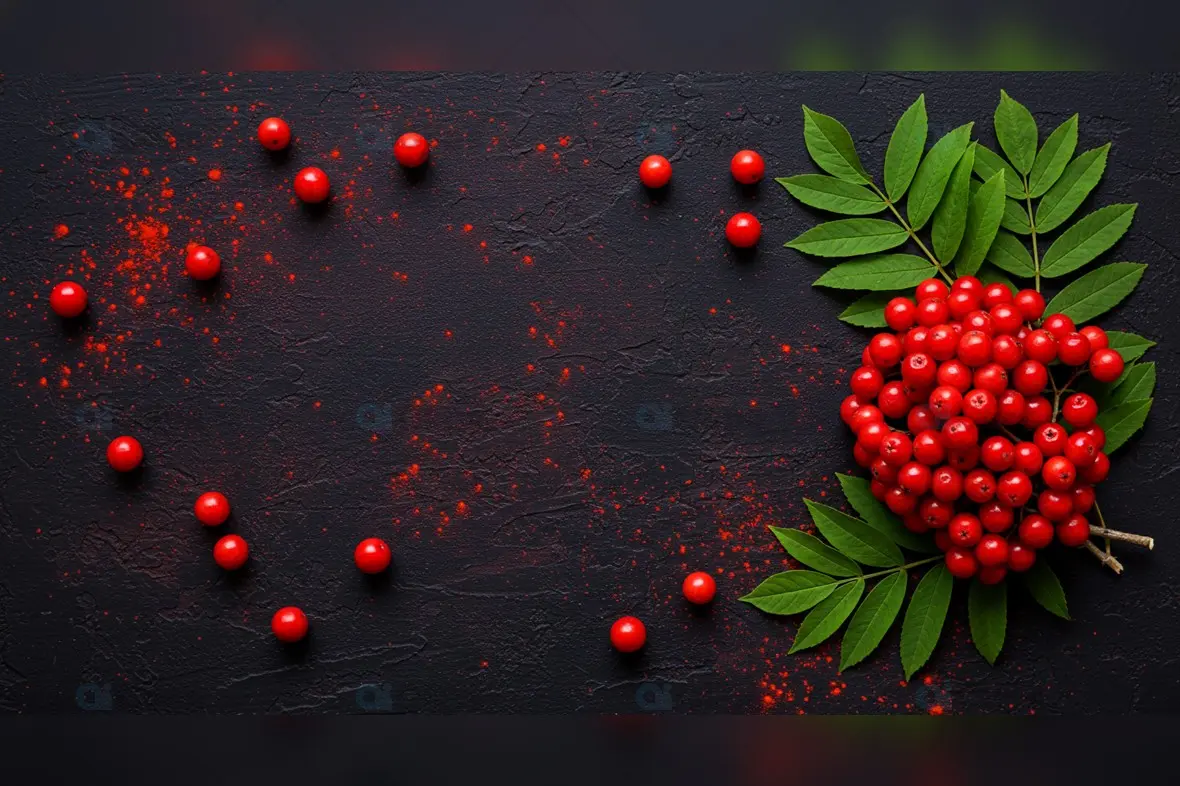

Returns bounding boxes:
[1084,541,1124,574]
[1088,526,1154,550]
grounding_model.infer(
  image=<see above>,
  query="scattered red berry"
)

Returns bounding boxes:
[725,212,761,247]
[185,245,221,280]
[610,616,647,652]
[394,132,430,168]
[272,607,309,643]
[294,166,330,203]
[194,491,231,527]
[257,117,291,151]
[639,155,672,188]
[354,537,392,574]
[683,571,717,604]
[213,534,249,571]
[106,436,143,472]
[50,281,88,318]
[730,149,765,184]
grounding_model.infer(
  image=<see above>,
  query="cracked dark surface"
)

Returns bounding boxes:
[0,73,1178,713]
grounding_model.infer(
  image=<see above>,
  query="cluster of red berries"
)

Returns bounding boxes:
[609,571,718,653]
[638,149,766,249]
[842,276,1126,585]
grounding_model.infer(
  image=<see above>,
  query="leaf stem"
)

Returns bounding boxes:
[829,555,944,587]
[868,182,954,285]
[1024,178,1040,292]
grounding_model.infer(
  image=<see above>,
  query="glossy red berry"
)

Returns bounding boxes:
[257,117,291,151]
[1014,289,1045,320]
[1012,360,1049,395]
[990,337,1023,370]
[1080,325,1108,351]
[990,303,1023,335]
[1071,483,1096,514]
[879,432,913,467]
[907,405,937,434]
[1083,424,1107,450]
[213,534,249,571]
[937,359,973,393]
[639,155,672,188]
[1007,543,1036,572]
[964,469,996,503]
[941,417,978,450]
[869,478,887,498]
[912,430,946,466]
[1081,451,1110,483]
[928,385,964,419]
[934,529,953,552]
[962,388,997,424]
[885,487,918,515]
[683,571,717,604]
[946,289,979,321]
[1042,456,1077,491]
[840,394,866,427]
[272,606,309,643]
[897,462,932,496]
[1023,329,1057,364]
[902,326,931,356]
[979,501,1015,533]
[997,470,1033,507]
[945,548,978,579]
[916,298,950,328]
[952,276,983,294]
[1013,442,1043,475]
[868,333,903,367]
[730,149,765,184]
[878,382,911,419]
[394,132,430,168]
[725,212,761,247]
[947,444,980,471]
[963,310,994,336]
[185,245,221,280]
[194,491,231,526]
[949,513,983,547]
[900,353,936,388]
[1062,393,1099,428]
[850,405,884,433]
[1058,332,1092,366]
[857,421,889,453]
[972,363,1009,396]
[927,324,959,361]
[957,331,992,367]
[1064,432,1098,468]
[610,616,647,652]
[919,497,954,529]
[294,166,330,203]
[978,565,1007,585]
[854,443,874,468]
[1043,313,1076,341]
[1038,489,1074,522]
[106,435,143,472]
[975,535,1008,567]
[980,436,1015,472]
[1089,348,1125,383]
[354,537,392,574]
[931,466,964,502]
[50,281,88,318]
[1021,395,1053,428]
[1056,515,1091,547]
[904,512,929,533]
[885,297,916,331]
[915,279,950,301]
[1033,422,1067,457]
[871,457,898,485]
[849,366,883,400]
[1018,514,1055,549]
[982,282,1013,308]
[996,390,1026,425]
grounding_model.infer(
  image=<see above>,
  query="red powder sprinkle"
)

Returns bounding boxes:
[207,168,222,181]
[558,136,571,147]
[522,255,534,266]
[536,143,547,152]
[53,224,69,239]
[463,224,474,233]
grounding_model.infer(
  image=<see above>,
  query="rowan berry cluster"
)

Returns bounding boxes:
[842,275,1126,584]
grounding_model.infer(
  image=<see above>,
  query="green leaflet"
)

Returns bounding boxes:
[932,143,976,263]
[1040,204,1137,278]
[770,527,862,577]
[838,293,893,327]
[1024,560,1070,620]
[777,175,887,215]
[840,571,907,671]
[954,170,1006,277]
[1043,262,1146,323]
[1028,114,1079,197]
[985,230,1036,277]
[994,90,1038,175]
[1001,198,1032,235]
[973,143,1025,198]
[900,564,953,680]
[785,219,909,258]
[740,570,838,615]
[804,499,905,568]
[884,94,928,202]
[1094,398,1153,454]
[837,473,939,554]
[813,254,933,291]
[968,579,1007,666]
[803,105,870,184]
[1109,363,1156,407]
[790,580,865,654]
[1105,331,1155,363]
[906,123,974,231]
[1036,144,1110,232]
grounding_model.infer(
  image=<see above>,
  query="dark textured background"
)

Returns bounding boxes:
[0,73,1176,714]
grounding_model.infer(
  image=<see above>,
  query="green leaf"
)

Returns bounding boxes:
[954,170,1006,277]
[977,265,1017,291]
[840,571,907,671]
[1036,144,1110,233]
[884,94,928,202]
[968,579,1007,666]
[785,219,909,258]
[1001,198,1032,235]
[813,254,933,291]
[1024,560,1070,620]
[770,527,862,577]
[790,580,865,653]
[803,106,870,184]
[994,90,1038,175]
[805,499,905,567]
[900,564,953,681]
[1109,362,1156,407]
[1028,114,1078,197]
[838,293,893,328]
[907,123,974,231]
[985,230,1036,278]
[1040,204,1137,278]
[932,143,975,263]
[973,144,1025,198]
[1105,331,1155,363]
[837,473,939,554]
[777,175,888,215]
[1044,263,1146,323]
[740,570,838,615]
[1094,398,1152,454]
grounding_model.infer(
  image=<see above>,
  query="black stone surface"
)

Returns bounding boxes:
[0,73,1176,713]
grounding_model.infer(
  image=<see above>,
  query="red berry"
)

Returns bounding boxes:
[639,155,672,188]
[1042,456,1077,490]
[1012,360,1048,395]
[1062,393,1099,428]
[868,333,903,367]
[920,497,954,529]
[869,478,888,498]
[903,327,931,356]
[1071,483,1096,514]
[907,406,937,434]
[850,366,884,399]
[1056,514,1091,547]
[854,443,874,468]
[934,530,952,552]
[990,303,1023,335]
[272,606,309,643]
[1089,349,1125,383]
[982,282,1014,308]
[1083,425,1107,450]
[1057,332,1092,366]
[957,330,992,367]
[185,245,221,280]
[1080,325,1108,351]
[50,281,88,318]
[294,166,330,203]
[937,359,973,392]
[979,565,1008,585]
[1021,396,1053,428]
[963,310,994,336]
[682,571,717,604]
[862,345,875,367]
[953,276,983,294]
[945,548,978,579]
[928,385,964,419]
[1013,442,1043,475]
[878,382,911,419]
[194,491,231,526]
[979,501,1015,533]
[913,430,946,465]
[972,363,1009,395]
[1033,422,1067,457]
[996,390,1026,426]
[962,388,997,424]
[949,513,983,547]
[213,534,249,571]
[879,432,913,467]
[1043,313,1076,340]
[394,132,430,168]
[354,537,392,574]
[941,417,978,450]
[871,457,898,485]
[947,444,980,471]
[901,353,936,388]
[980,436,1015,472]
[897,462,932,496]
[1081,451,1110,483]
[915,279,950,301]
[1064,432,1098,468]
[947,289,981,321]
[927,324,958,360]
[858,421,889,453]
[904,512,929,533]
[1018,514,1055,549]
[725,212,761,248]
[1014,289,1045,320]
[975,535,1009,567]
[106,435,144,472]
[840,394,866,426]
[850,405,884,433]
[1038,489,1074,522]
[931,466,964,502]
[730,149,765,184]
[997,470,1034,507]
[610,616,647,652]
[885,297,917,331]
[257,117,291,151]
[990,336,1023,370]
[916,298,950,327]
[1023,329,1057,364]
[1007,543,1036,572]
[885,487,918,515]
[964,468,996,503]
